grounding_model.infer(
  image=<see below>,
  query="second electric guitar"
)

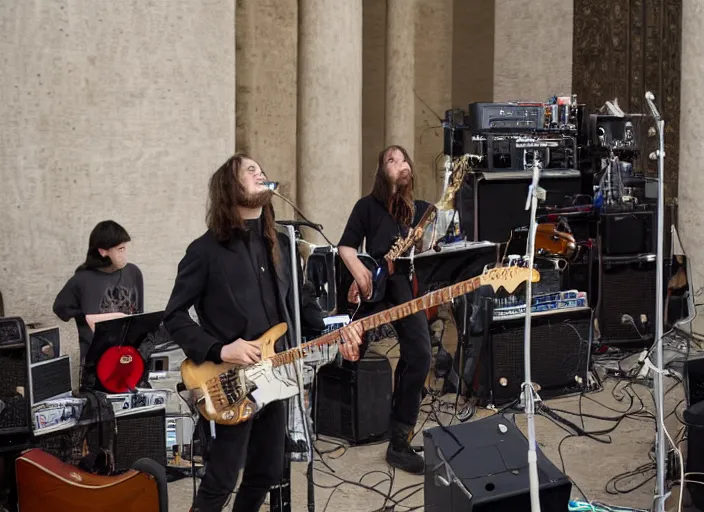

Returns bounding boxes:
[180,265,539,426]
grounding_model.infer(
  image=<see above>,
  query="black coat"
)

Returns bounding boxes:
[163,228,324,365]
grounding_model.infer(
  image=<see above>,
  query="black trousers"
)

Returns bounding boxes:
[194,400,286,512]
[363,273,432,427]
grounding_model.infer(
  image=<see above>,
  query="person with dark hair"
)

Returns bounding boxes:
[337,145,432,475]
[53,220,144,365]
[163,154,363,512]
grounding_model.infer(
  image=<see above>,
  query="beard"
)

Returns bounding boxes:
[389,185,414,226]
[238,189,273,208]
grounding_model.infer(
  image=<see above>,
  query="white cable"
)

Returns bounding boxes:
[662,423,683,512]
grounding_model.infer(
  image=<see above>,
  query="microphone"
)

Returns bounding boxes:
[263,180,279,191]
[645,91,661,121]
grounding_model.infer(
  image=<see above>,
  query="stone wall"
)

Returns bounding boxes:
[0,0,236,384]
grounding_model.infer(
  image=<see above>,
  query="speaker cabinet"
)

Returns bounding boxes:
[0,317,30,435]
[35,402,167,472]
[597,254,656,346]
[423,415,571,511]
[457,171,583,243]
[113,406,167,471]
[314,352,392,444]
[685,354,704,407]
[683,400,704,511]
[476,308,592,406]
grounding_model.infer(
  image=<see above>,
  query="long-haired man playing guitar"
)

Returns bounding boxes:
[338,145,432,474]
[164,154,363,511]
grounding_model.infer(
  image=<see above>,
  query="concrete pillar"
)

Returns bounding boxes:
[413,0,452,203]
[677,1,704,331]
[298,0,363,244]
[385,0,416,154]
[236,0,298,220]
[362,0,387,194]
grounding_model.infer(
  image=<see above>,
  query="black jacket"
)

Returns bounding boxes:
[163,228,325,365]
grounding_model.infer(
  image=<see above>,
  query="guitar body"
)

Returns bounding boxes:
[512,221,577,260]
[535,223,577,259]
[15,448,162,512]
[180,322,300,426]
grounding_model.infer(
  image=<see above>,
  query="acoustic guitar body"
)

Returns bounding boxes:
[179,322,287,426]
[15,448,160,512]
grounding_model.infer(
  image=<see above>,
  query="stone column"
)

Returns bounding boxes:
[413,0,452,203]
[297,0,363,244]
[236,0,298,219]
[677,1,704,331]
[385,0,416,154]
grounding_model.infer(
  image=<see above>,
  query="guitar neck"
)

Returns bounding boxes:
[270,275,481,368]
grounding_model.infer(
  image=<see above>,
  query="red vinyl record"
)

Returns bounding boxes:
[96,345,145,393]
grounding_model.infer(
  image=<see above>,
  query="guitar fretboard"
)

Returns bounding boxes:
[270,275,481,368]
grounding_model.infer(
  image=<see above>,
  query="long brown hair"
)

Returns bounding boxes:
[371,145,416,227]
[206,154,280,265]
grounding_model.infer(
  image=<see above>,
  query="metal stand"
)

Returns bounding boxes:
[482,297,496,407]
[269,457,292,511]
[522,153,545,512]
[645,91,668,512]
[278,223,315,512]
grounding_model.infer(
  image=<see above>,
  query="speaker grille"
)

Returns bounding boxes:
[355,357,393,442]
[314,354,392,444]
[481,310,591,404]
[114,407,167,471]
[31,356,72,404]
[686,355,704,407]
[37,424,93,465]
[0,349,29,433]
[315,365,355,441]
[599,257,656,343]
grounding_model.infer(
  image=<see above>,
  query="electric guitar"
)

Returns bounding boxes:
[180,265,539,426]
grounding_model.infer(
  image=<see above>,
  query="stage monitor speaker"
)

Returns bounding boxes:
[0,317,30,436]
[475,308,591,406]
[314,351,392,445]
[457,171,582,243]
[683,400,704,511]
[685,354,704,407]
[423,414,571,511]
[597,254,656,346]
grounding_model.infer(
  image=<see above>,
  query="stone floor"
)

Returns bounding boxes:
[166,330,698,511]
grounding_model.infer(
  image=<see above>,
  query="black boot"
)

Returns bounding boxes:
[385,421,424,475]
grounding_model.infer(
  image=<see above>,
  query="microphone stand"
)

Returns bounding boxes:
[523,151,545,512]
[645,91,668,512]
[265,181,335,246]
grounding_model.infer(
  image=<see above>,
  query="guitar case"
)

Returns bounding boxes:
[15,448,167,512]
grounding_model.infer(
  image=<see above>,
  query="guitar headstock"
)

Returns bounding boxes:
[479,265,540,293]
